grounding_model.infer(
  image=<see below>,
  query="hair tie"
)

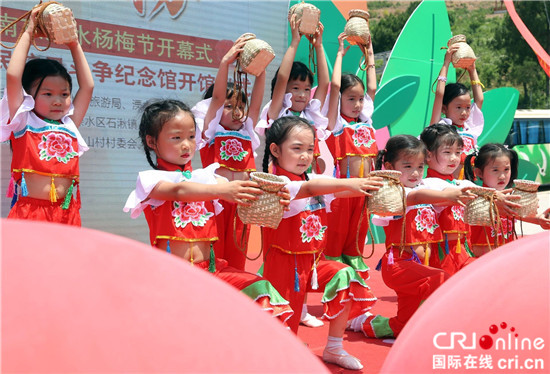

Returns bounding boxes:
[470,156,476,168]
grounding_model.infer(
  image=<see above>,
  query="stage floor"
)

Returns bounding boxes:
[245,226,396,374]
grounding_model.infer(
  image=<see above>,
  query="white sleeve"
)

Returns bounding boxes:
[358,94,374,125]
[1,90,33,141]
[283,174,336,217]
[256,93,293,136]
[465,103,484,140]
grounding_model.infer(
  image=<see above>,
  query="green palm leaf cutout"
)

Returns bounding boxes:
[477,87,520,146]
[516,158,540,181]
[372,75,420,131]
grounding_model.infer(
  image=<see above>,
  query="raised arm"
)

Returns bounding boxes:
[268,14,302,120]
[67,40,94,127]
[326,32,348,131]
[467,61,484,109]
[364,37,377,101]
[429,44,459,126]
[310,22,329,106]
[5,7,40,119]
[202,37,246,137]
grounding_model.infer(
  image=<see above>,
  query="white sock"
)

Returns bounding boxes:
[325,336,344,352]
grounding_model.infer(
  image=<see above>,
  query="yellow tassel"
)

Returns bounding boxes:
[456,233,462,253]
[424,245,431,266]
[49,176,58,203]
[359,157,365,178]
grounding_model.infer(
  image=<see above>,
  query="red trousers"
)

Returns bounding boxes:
[429,237,475,276]
[8,196,81,226]
[380,249,448,336]
[263,248,376,333]
[213,200,250,270]
[325,196,370,259]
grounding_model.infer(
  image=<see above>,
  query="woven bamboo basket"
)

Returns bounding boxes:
[288,2,320,35]
[239,36,275,77]
[447,34,476,69]
[40,2,77,45]
[367,170,405,216]
[511,179,540,218]
[237,172,286,228]
[465,186,498,226]
[344,9,370,46]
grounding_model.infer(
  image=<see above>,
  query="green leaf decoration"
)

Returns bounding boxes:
[514,144,550,183]
[477,87,520,146]
[379,0,454,136]
[516,158,540,182]
[372,75,420,130]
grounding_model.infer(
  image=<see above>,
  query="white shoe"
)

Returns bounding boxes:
[322,348,363,370]
[300,312,324,328]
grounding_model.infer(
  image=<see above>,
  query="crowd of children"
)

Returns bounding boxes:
[3,5,550,372]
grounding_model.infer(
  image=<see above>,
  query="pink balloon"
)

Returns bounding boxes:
[381,232,549,373]
[1,219,328,373]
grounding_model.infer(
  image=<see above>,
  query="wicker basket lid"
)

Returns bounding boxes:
[369,170,402,180]
[448,34,467,47]
[288,2,320,20]
[41,2,78,45]
[513,179,540,192]
[239,38,275,76]
[240,33,256,42]
[250,172,286,192]
[348,9,370,21]
[469,186,496,198]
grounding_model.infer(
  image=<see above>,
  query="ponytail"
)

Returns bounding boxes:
[463,152,478,182]
[375,149,386,170]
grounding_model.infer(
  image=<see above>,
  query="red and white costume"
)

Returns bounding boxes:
[124,160,293,322]
[1,90,87,226]
[261,167,377,333]
[438,103,484,159]
[257,93,329,171]
[356,187,448,338]
[468,217,515,255]
[423,169,476,275]
[322,93,378,277]
[192,99,261,270]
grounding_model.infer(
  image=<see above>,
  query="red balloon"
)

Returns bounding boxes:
[381,232,549,374]
[1,219,328,373]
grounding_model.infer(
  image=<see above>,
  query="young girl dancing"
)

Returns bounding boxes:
[261,115,383,370]
[323,32,378,279]
[192,36,264,270]
[464,143,550,256]
[124,99,293,323]
[2,6,94,225]
[257,14,329,174]
[349,135,474,339]
[430,43,484,179]
[421,125,520,275]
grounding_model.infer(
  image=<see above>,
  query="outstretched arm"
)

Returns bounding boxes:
[67,40,94,127]
[407,186,476,207]
[294,176,383,199]
[268,14,302,120]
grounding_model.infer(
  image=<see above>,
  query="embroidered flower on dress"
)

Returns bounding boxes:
[451,205,464,222]
[352,125,375,148]
[414,207,439,234]
[491,217,514,239]
[172,201,214,228]
[300,214,327,243]
[461,135,476,155]
[38,132,78,163]
[220,138,248,161]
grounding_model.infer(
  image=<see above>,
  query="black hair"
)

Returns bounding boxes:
[340,73,364,94]
[203,81,248,121]
[203,81,248,103]
[138,99,195,169]
[464,143,518,188]
[420,124,463,157]
[442,83,470,106]
[270,61,314,98]
[22,58,72,99]
[375,134,426,170]
[262,116,315,173]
